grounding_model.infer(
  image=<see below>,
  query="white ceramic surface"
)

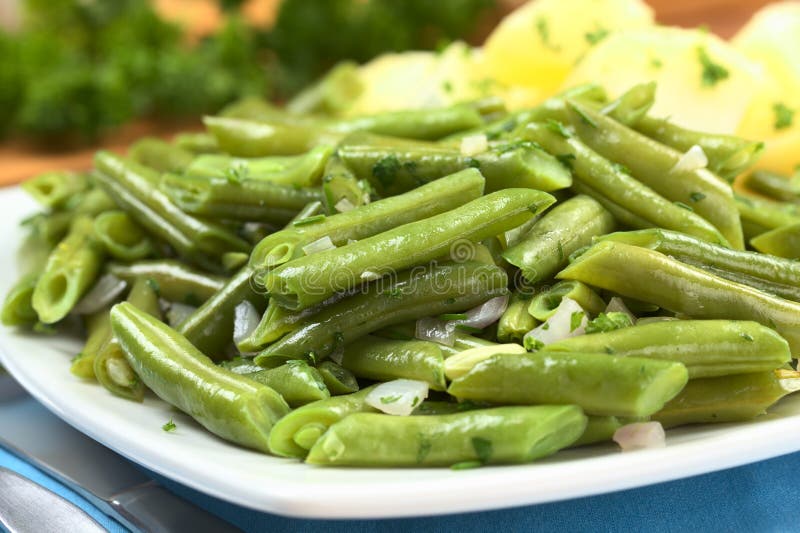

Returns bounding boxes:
[2,186,800,519]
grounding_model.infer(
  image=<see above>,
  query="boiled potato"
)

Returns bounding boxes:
[483,0,653,96]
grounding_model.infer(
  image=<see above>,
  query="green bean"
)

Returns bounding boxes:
[599,229,800,302]
[528,281,606,321]
[735,193,800,240]
[128,137,193,174]
[94,277,161,401]
[73,187,117,217]
[520,122,728,246]
[93,211,154,262]
[286,62,363,116]
[268,386,378,458]
[443,344,527,381]
[448,351,688,417]
[502,195,616,284]
[543,320,790,379]
[321,154,369,213]
[255,261,508,366]
[32,216,104,324]
[184,145,333,188]
[222,252,248,273]
[220,97,286,121]
[599,82,656,126]
[236,298,313,353]
[205,116,342,157]
[111,302,290,452]
[70,308,111,380]
[22,171,88,209]
[221,359,330,407]
[317,361,359,395]
[305,405,587,467]
[107,260,225,305]
[22,212,73,246]
[654,370,799,428]
[629,115,764,182]
[742,170,800,204]
[1,273,40,327]
[571,416,625,447]
[94,152,250,269]
[173,132,219,154]
[565,101,743,249]
[250,168,485,273]
[570,180,654,230]
[496,292,538,344]
[339,140,571,196]
[264,188,552,310]
[161,173,323,224]
[340,336,446,390]
[558,241,800,354]
[751,223,800,259]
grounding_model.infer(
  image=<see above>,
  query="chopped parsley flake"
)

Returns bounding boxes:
[674,201,694,211]
[570,311,585,332]
[556,153,576,169]
[586,312,633,334]
[545,119,571,138]
[740,332,754,342]
[535,17,559,51]
[380,395,402,404]
[650,57,663,69]
[773,102,795,130]
[292,214,326,227]
[162,419,176,432]
[690,192,707,203]
[698,47,729,87]
[372,155,401,187]
[571,104,598,128]
[525,337,545,351]
[145,278,160,295]
[585,27,609,45]
[471,437,493,463]
[224,163,249,184]
[442,80,453,93]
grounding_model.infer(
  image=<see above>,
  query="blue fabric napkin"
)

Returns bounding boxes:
[2,425,799,533]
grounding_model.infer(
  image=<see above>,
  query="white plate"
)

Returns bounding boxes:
[2,185,800,519]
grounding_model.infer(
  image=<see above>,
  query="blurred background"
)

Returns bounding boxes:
[0,0,780,182]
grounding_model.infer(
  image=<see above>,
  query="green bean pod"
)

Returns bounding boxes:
[571,416,625,447]
[108,261,224,305]
[321,154,369,213]
[22,171,88,209]
[255,261,508,366]
[221,359,330,407]
[565,102,744,249]
[448,351,689,417]
[161,173,323,224]
[204,116,342,157]
[339,141,571,196]
[340,336,446,390]
[502,195,615,284]
[128,138,194,174]
[654,370,799,428]
[568,180,654,230]
[23,212,74,246]
[173,132,219,154]
[110,302,290,452]
[736,194,800,240]
[264,188,552,310]
[316,361,360,395]
[543,320,790,378]
[496,292,538,344]
[742,170,800,204]
[1,273,39,327]
[630,116,764,182]
[750,223,800,259]
[70,308,112,380]
[268,386,378,458]
[522,122,728,245]
[528,280,606,321]
[286,62,363,116]
[558,241,800,354]
[32,216,104,324]
[330,102,485,140]
[599,229,800,302]
[236,298,315,353]
[94,152,250,268]
[93,211,154,262]
[306,405,587,467]
[599,82,656,126]
[73,188,118,217]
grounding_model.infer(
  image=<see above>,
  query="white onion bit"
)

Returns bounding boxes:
[233,301,261,346]
[415,316,456,346]
[301,236,336,256]
[613,422,666,452]
[72,274,127,315]
[415,295,509,347]
[166,302,196,328]
[334,197,356,213]
[460,295,509,329]
[671,145,708,174]
[460,134,489,157]
[524,297,587,348]
[365,379,429,416]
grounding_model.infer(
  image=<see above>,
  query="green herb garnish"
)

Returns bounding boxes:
[675,201,694,211]
[773,102,795,131]
[585,28,609,46]
[698,47,729,87]
[162,419,176,432]
[293,214,326,227]
[545,119,571,138]
[586,312,634,334]
[570,311,585,332]
[380,395,402,404]
[690,192,707,203]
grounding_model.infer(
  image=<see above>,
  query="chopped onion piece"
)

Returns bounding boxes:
[302,236,336,256]
[365,379,429,416]
[605,297,636,323]
[328,347,344,365]
[460,295,509,329]
[460,134,488,157]
[334,197,356,213]
[416,316,456,346]
[233,301,261,346]
[166,302,196,328]
[776,369,800,393]
[524,297,587,349]
[671,145,708,173]
[444,344,526,380]
[613,422,666,451]
[72,274,127,314]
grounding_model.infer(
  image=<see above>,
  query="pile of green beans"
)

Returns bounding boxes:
[6,81,800,469]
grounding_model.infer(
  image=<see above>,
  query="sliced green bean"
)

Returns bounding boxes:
[528,281,606,321]
[264,188,552,310]
[543,320,790,379]
[571,415,625,447]
[205,116,342,157]
[570,180,655,230]
[751,223,800,259]
[317,361,359,395]
[22,171,88,209]
[1,273,39,327]
[558,241,800,354]
[173,132,219,154]
[93,211,154,261]
[111,302,290,452]
[306,405,587,467]
[128,137,193,174]
[496,292,538,344]
[742,170,800,204]
[70,308,112,380]
[341,336,446,390]
[108,260,225,305]
[255,261,508,366]
[321,154,369,213]
[221,358,330,407]
[448,351,688,417]
[502,195,615,284]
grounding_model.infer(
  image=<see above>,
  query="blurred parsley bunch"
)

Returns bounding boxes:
[0,0,493,142]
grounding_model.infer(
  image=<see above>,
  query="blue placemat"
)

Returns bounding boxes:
[2,423,799,533]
